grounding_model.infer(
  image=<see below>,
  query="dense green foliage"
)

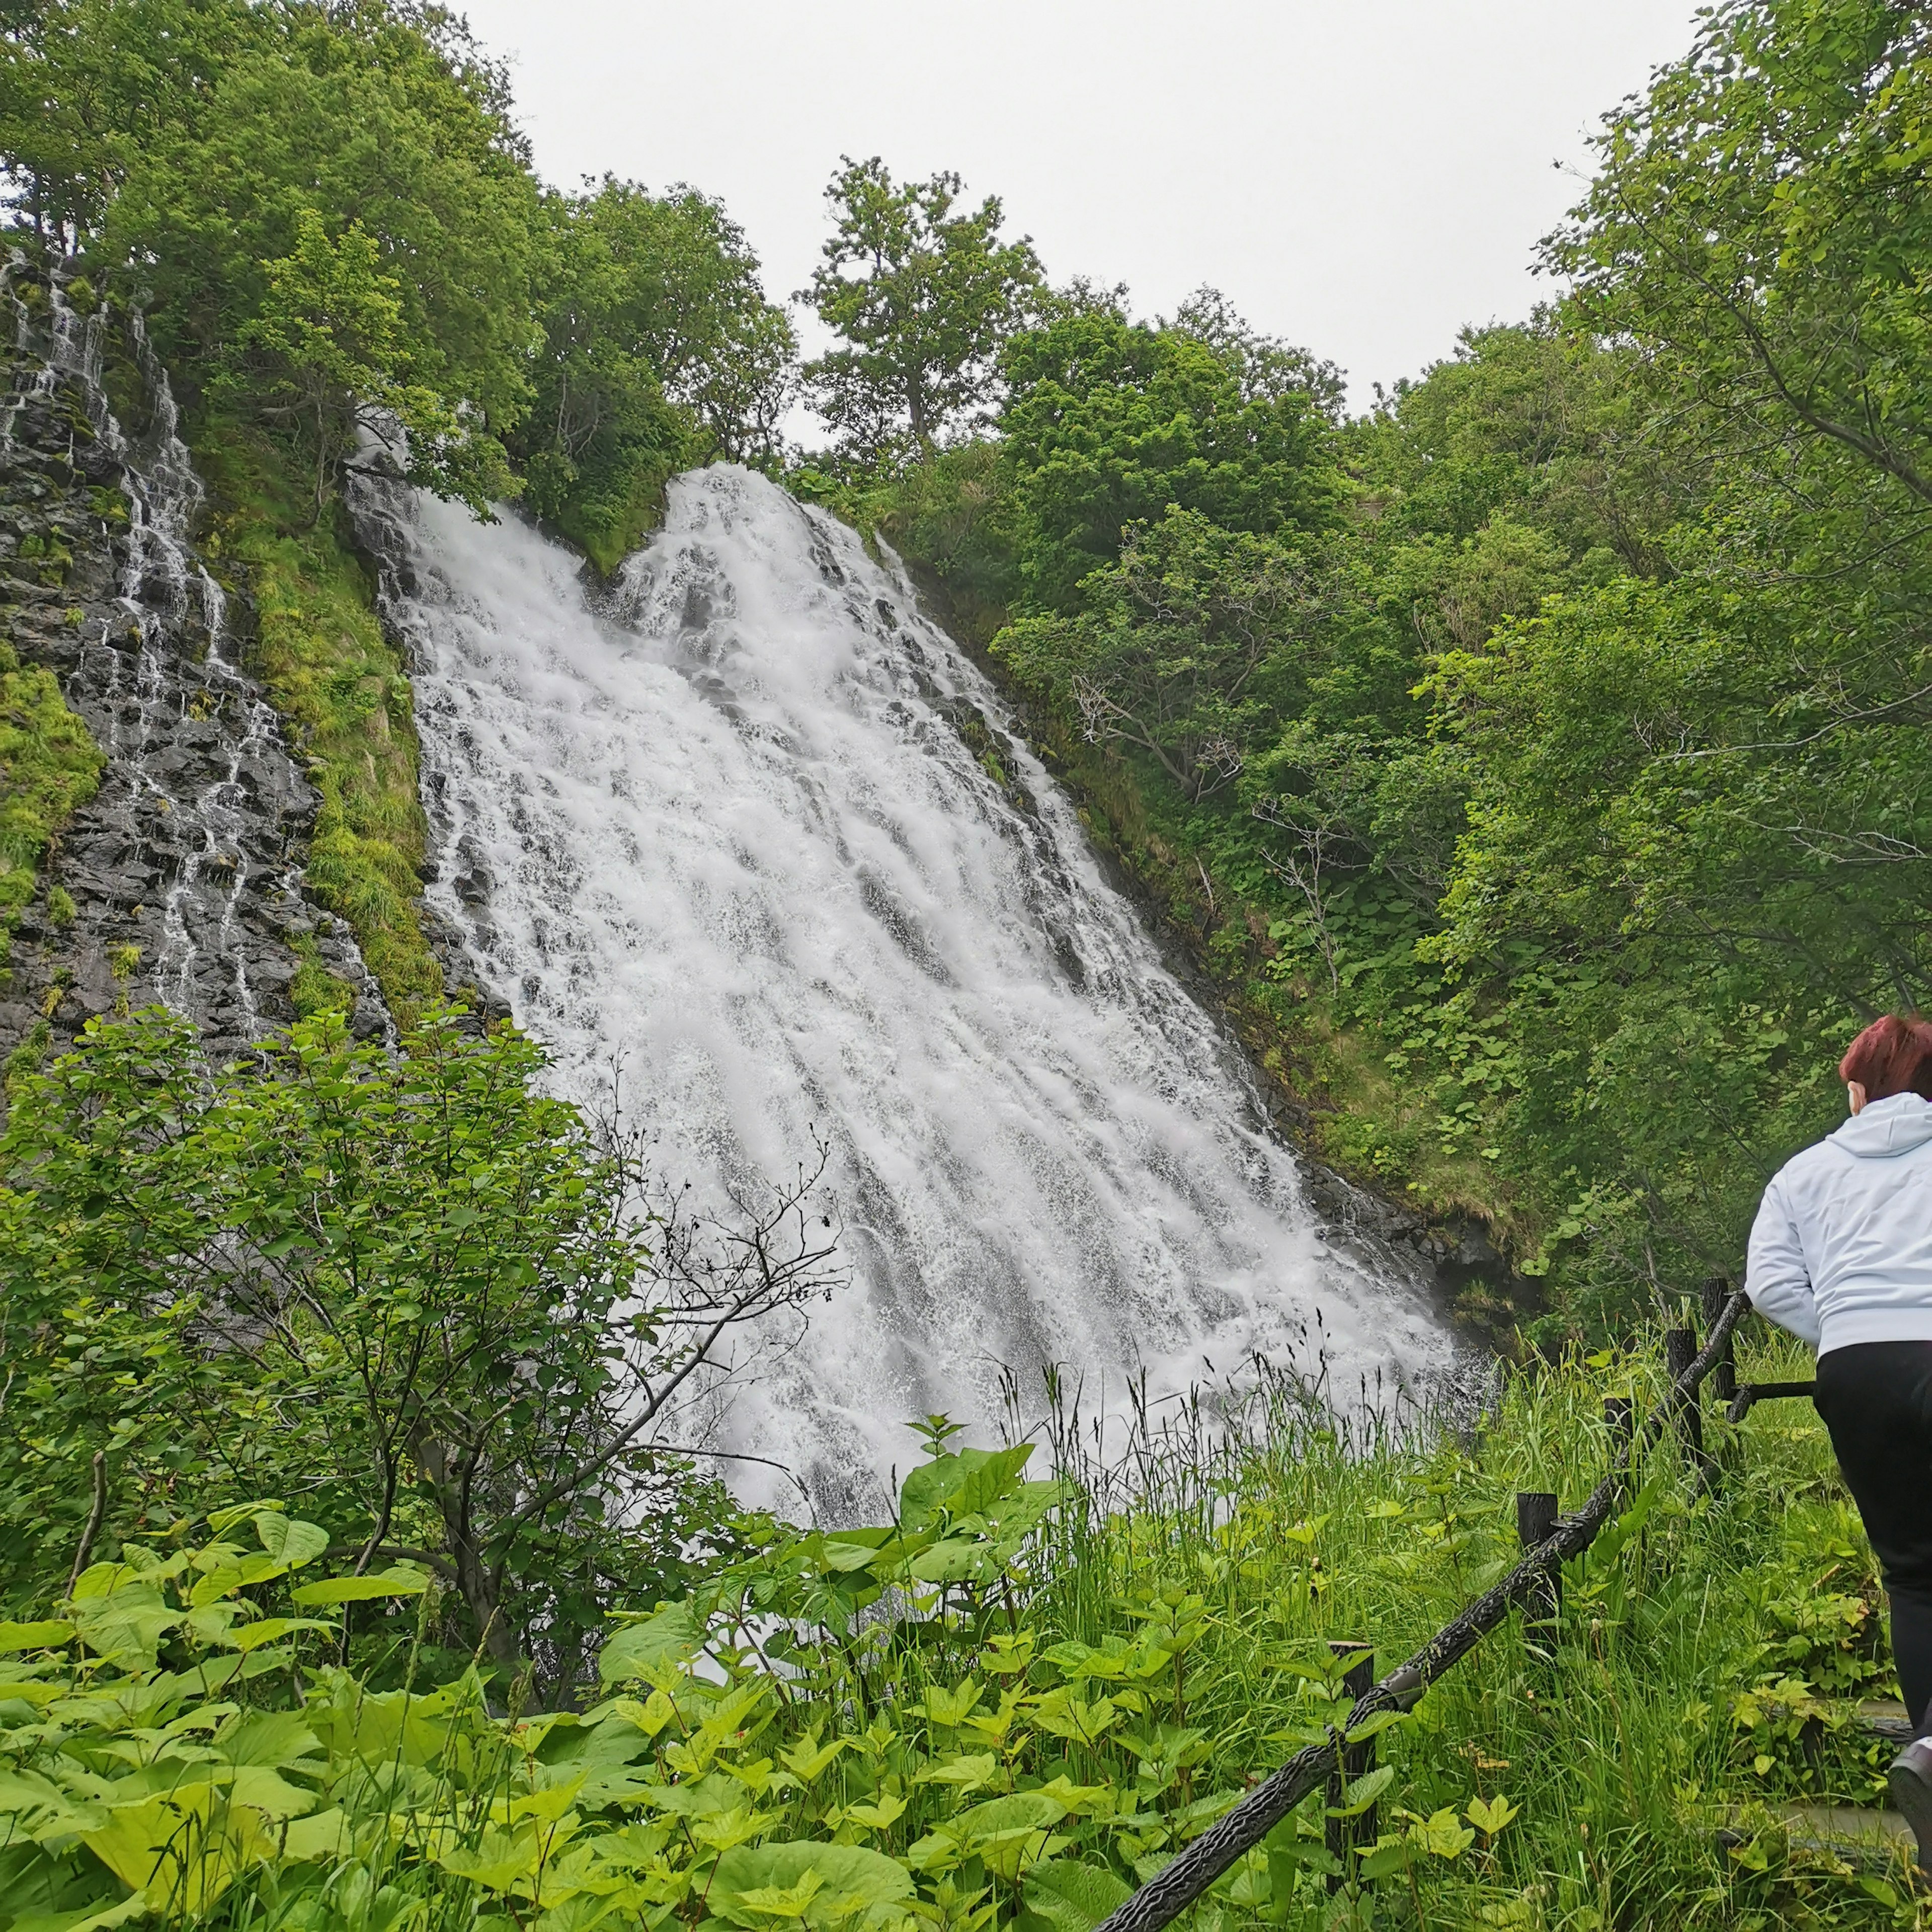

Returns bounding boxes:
[0,0,798,991]
[0,0,792,539]
[8,0,1932,1923]
[514,178,796,573]
[0,1103,1912,1932]
[0,1006,843,1696]
[831,0,1932,1339]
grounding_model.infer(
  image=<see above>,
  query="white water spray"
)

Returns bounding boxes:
[382,465,1457,1510]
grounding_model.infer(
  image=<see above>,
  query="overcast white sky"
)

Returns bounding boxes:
[455,0,1703,412]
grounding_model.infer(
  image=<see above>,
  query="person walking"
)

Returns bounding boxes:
[1746,1013,1932,1855]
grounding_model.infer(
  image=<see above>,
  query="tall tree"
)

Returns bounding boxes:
[516,177,796,571]
[803,156,1042,467]
[1552,0,1932,521]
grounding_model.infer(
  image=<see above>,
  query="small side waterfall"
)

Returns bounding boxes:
[365,465,1459,1510]
[0,263,383,1054]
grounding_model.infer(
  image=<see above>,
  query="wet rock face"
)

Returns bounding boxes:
[0,274,388,1064]
[341,455,509,1032]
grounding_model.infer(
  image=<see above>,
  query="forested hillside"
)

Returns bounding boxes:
[3,2,1931,1925]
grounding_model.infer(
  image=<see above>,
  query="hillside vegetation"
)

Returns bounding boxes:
[814,4,1932,1343]
[10,0,1917,1338]
[0,1009,1905,1928]
[3,3,1930,1926]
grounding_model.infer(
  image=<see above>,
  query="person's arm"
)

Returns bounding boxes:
[1745,1173,1820,1347]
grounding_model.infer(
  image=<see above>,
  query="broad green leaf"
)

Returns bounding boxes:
[1343,1709,1410,1745]
[1466,1793,1519,1835]
[219,1616,336,1653]
[1021,1858,1133,1932]
[900,1445,1032,1531]
[8,1896,150,1932]
[711,1840,915,1930]
[0,1680,64,1709]
[436,1821,543,1890]
[213,1709,324,1768]
[255,1514,330,1569]
[1408,1808,1475,1859]
[71,1583,181,1668]
[205,1502,286,1534]
[280,1807,351,1862]
[598,1603,703,1686]
[948,1790,1069,1844]
[914,1752,997,1793]
[80,1784,278,1911]
[920,1678,982,1727]
[67,1564,139,1603]
[289,1565,428,1605]
[0,1621,73,1652]
[907,1538,991,1585]
[779,1731,850,1783]
[1323,1765,1393,1819]
[1357,1835,1418,1881]
[838,1792,907,1832]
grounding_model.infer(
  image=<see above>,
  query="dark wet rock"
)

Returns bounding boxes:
[0,264,389,1066]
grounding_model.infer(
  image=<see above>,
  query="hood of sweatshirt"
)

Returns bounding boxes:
[1828,1091,1932,1158]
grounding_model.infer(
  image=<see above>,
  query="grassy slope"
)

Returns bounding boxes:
[0,642,105,973]
[194,425,443,1020]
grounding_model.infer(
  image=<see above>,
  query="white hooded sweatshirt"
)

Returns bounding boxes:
[1747,1091,1932,1354]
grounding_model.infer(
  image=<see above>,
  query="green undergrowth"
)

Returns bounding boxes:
[194,423,442,1019]
[0,1325,1914,1930]
[0,638,106,975]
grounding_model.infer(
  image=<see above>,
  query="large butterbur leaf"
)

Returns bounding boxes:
[710,1840,914,1929]
[78,1783,278,1912]
[1019,1859,1133,1932]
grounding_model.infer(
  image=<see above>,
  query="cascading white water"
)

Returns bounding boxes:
[385,465,1458,1511]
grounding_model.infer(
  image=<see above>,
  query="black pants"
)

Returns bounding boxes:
[1814,1342,1932,1734]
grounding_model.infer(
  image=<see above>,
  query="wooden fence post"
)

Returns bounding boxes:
[1701,1277,1737,1406]
[1325,1642,1376,1893]
[1516,1491,1561,1643]
[1665,1324,1720,1491]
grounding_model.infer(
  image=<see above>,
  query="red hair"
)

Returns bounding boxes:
[1839,1014,1932,1102]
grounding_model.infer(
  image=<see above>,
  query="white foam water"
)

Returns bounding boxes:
[382,464,1457,1511]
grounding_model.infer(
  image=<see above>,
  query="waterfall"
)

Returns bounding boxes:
[370,464,1459,1510]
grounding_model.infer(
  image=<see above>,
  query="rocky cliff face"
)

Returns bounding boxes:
[0,265,387,1064]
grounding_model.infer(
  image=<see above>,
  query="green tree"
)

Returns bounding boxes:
[995,509,1321,801]
[229,209,485,520]
[45,0,544,512]
[517,177,796,571]
[803,156,1043,467]
[999,302,1342,612]
[0,1007,845,1695]
[1553,0,1932,520]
